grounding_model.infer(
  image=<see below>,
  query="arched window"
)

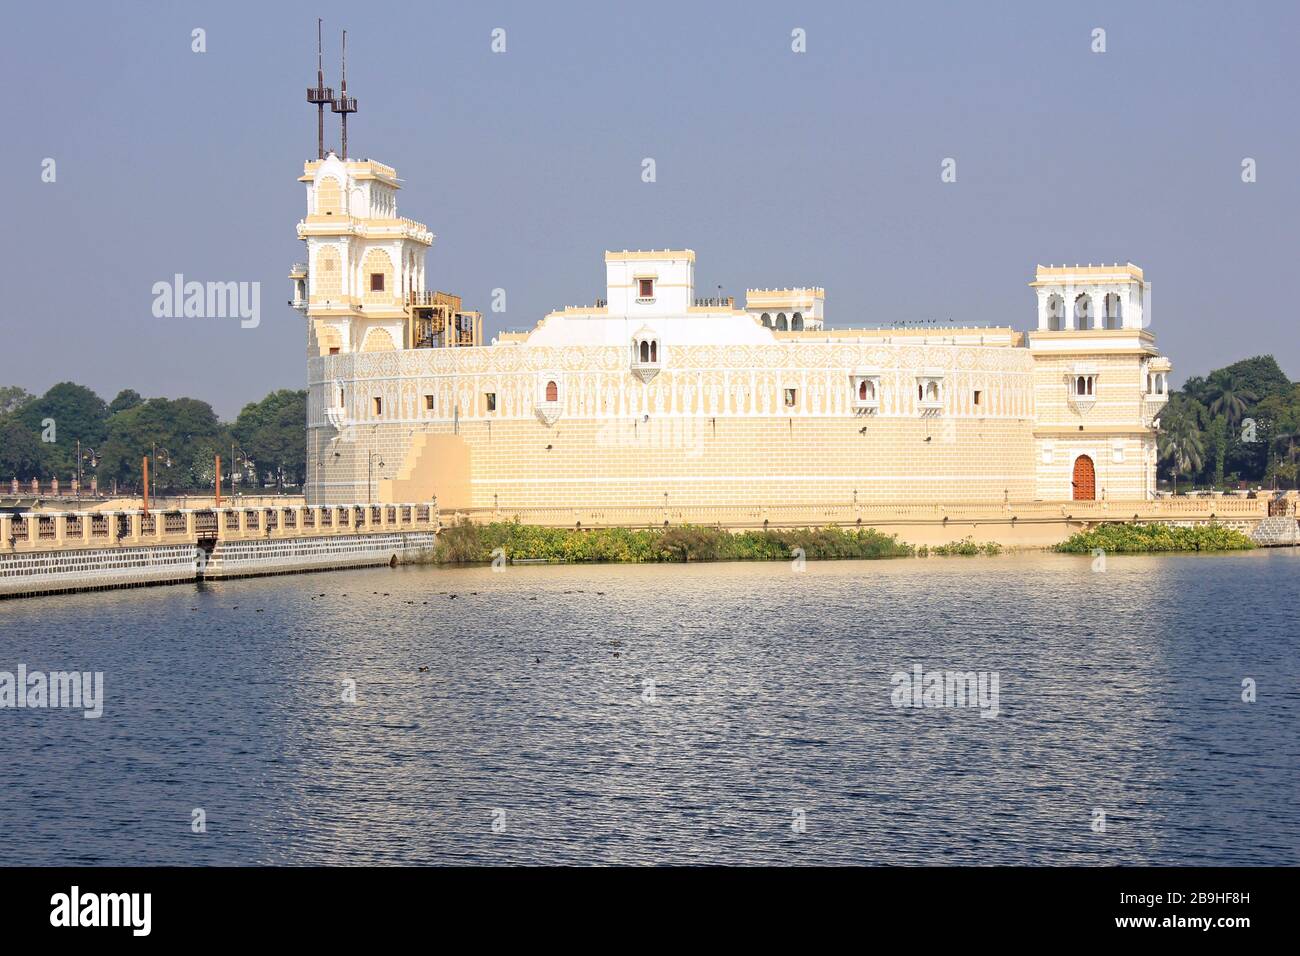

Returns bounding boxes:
[545,380,558,403]
[1074,293,1092,329]
[792,312,804,331]
[859,380,868,401]
[776,313,788,331]
[926,381,939,402]
[1047,294,1064,331]
[640,340,650,362]
[1076,375,1086,395]
[761,312,772,327]
[1104,293,1122,329]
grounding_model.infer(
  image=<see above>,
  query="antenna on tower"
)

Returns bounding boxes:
[305,19,334,160]
[331,29,358,159]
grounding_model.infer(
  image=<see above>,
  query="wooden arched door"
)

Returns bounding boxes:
[1072,455,1096,501]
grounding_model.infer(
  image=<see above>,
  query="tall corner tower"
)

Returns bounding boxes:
[292,154,435,358]
[1026,263,1171,501]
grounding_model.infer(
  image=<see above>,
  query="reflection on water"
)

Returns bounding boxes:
[1,550,1296,865]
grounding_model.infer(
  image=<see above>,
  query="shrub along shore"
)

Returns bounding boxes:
[1054,523,1255,554]
[430,522,1010,565]
[427,520,1257,565]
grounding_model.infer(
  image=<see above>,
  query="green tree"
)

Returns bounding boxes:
[0,418,44,480]
[1158,397,1206,494]
[97,397,225,493]
[1205,374,1259,429]
[16,382,109,480]
[108,389,144,415]
[1209,355,1292,403]
[232,390,307,489]
[0,386,34,417]
[1203,374,1259,486]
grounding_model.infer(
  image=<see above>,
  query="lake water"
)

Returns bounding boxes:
[1,550,1296,865]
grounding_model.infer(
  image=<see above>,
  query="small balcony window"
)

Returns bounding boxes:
[853,376,880,410]
[916,377,944,410]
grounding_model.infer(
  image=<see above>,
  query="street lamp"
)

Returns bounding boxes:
[230,443,252,498]
[150,444,173,503]
[75,440,98,501]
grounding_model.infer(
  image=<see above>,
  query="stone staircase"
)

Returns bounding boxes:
[1250,515,1300,547]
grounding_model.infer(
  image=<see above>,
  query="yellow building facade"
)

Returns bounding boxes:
[295,157,1171,510]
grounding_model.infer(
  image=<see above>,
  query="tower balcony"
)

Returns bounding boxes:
[288,264,309,313]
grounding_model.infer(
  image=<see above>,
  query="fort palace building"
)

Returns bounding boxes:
[292,153,1171,511]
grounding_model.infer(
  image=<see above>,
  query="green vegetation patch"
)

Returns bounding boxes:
[1054,522,1255,554]
[917,538,1004,557]
[433,521,915,565]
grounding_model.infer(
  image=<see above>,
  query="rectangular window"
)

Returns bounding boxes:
[424,394,435,411]
[328,346,340,355]
[373,397,382,416]
[973,390,982,406]
[784,388,797,408]
[638,278,654,298]
[369,272,385,292]
[485,392,497,413]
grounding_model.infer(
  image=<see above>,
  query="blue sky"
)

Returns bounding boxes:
[2,0,1297,417]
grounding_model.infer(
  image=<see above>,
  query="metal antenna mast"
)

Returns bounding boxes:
[331,30,358,159]
[305,19,334,159]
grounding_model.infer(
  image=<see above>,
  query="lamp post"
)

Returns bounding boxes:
[76,441,98,502]
[230,443,251,499]
[149,445,176,505]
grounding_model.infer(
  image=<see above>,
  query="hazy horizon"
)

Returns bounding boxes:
[3,0,1297,418]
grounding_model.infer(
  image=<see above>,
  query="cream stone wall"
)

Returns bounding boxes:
[306,340,1042,507]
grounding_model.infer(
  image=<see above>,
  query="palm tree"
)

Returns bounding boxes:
[1205,375,1258,429]
[1158,415,1205,494]
[1203,376,1257,487]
